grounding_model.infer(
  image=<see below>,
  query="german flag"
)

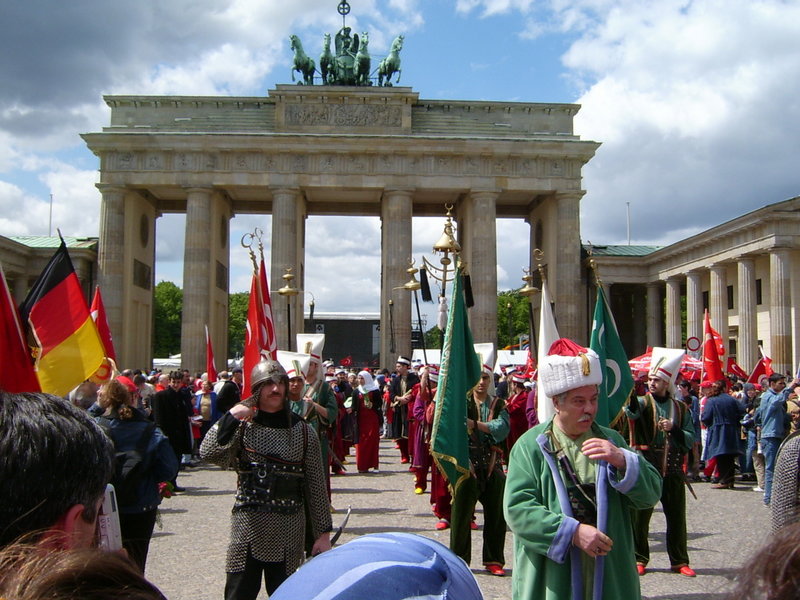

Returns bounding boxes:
[19,240,105,396]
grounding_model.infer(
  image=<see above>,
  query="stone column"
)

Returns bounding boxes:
[709,264,729,356]
[96,184,126,357]
[380,189,413,366]
[737,256,758,372]
[555,192,584,342]
[13,276,28,304]
[685,271,703,350]
[271,188,302,351]
[466,190,498,345]
[646,282,663,348]
[770,249,792,374]
[665,276,682,349]
[632,285,647,353]
[181,187,213,372]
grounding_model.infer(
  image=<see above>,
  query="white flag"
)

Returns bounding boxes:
[536,280,560,423]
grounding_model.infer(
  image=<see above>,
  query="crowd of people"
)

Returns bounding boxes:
[3,332,800,599]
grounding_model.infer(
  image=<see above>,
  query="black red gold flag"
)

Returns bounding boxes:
[19,241,105,396]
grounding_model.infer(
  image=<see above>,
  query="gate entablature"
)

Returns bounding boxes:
[83,85,598,370]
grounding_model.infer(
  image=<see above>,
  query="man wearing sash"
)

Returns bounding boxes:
[504,338,661,600]
[388,355,419,464]
[626,347,696,577]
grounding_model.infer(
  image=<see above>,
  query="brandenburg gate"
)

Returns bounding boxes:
[82,85,598,370]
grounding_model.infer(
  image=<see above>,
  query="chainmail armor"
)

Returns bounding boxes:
[201,411,332,574]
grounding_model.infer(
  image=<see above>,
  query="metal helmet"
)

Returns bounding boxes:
[249,359,288,394]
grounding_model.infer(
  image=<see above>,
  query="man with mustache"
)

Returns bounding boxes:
[200,359,332,600]
[626,348,696,577]
[504,338,661,600]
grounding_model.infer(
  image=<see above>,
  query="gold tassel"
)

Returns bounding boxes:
[579,353,590,376]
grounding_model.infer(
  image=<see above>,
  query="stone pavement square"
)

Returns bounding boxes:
[146,439,769,599]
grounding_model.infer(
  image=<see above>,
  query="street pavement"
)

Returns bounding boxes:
[146,439,770,599]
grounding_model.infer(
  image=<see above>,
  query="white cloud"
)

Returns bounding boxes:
[0,180,52,236]
[39,165,101,237]
[456,0,537,17]
[564,0,800,245]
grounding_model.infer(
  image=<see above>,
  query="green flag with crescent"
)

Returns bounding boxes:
[589,285,633,428]
[430,266,481,499]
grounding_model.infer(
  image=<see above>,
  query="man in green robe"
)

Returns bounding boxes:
[504,338,662,600]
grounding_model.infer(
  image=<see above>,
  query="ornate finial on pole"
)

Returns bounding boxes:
[241,231,258,272]
[337,0,350,28]
[519,267,539,298]
[586,243,602,287]
[423,204,460,300]
[532,248,546,281]
[278,267,299,352]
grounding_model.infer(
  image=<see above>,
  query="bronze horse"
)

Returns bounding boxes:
[378,35,403,86]
[290,35,315,85]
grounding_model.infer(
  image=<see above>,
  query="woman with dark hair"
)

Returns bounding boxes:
[96,379,179,573]
[350,370,383,474]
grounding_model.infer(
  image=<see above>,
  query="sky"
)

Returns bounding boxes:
[2,0,800,321]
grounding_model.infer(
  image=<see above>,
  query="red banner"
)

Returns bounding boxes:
[701,310,725,384]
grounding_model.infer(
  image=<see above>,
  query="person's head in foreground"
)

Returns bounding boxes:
[0,542,166,600]
[270,532,483,600]
[0,391,114,550]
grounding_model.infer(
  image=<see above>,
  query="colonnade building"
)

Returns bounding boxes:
[590,196,800,376]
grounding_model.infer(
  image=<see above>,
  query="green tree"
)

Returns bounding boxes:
[424,325,442,349]
[153,281,182,357]
[228,291,250,358]
[496,290,532,350]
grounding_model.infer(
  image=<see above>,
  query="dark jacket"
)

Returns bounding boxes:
[152,387,193,455]
[216,379,242,414]
[702,393,745,458]
[97,408,179,513]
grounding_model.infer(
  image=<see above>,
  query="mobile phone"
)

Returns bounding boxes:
[97,483,123,551]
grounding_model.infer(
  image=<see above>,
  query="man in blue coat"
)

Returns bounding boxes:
[756,372,800,505]
[701,380,745,488]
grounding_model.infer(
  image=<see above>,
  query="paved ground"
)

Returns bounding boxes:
[146,439,770,599]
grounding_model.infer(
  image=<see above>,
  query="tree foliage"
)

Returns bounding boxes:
[152,283,530,359]
[228,292,250,358]
[497,290,533,350]
[153,281,182,357]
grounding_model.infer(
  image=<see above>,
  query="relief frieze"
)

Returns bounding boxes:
[104,149,575,183]
[284,104,402,128]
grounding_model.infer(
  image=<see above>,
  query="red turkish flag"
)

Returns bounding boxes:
[90,286,116,363]
[205,324,217,384]
[523,349,536,379]
[701,310,725,384]
[258,258,277,360]
[726,358,748,380]
[0,265,41,392]
[746,356,773,388]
